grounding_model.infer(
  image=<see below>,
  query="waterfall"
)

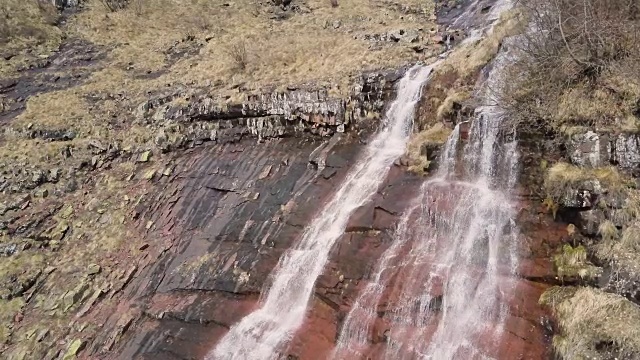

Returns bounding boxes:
[332,38,520,360]
[208,64,437,360]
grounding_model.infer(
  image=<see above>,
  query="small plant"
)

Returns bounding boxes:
[227,41,248,71]
[330,0,339,7]
[553,244,600,281]
[598,220,619,242]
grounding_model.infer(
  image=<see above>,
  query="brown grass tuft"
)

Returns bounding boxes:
[598,220,619,242]
[545,162,631,205]
[553,244,601,280]
[540,286,640,359]
[406,123,452,174]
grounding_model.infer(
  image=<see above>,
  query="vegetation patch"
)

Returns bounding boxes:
[540,286,640,359]
[544,162,632,206]
[406,122,452,174]
[0,0,62,76]
[413,7,525,136]
[595,221,640,278]
[500,0,640,133]
[553,244,601,281]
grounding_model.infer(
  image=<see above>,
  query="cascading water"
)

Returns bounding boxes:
[208,64,437,360]
[332,33,520,360]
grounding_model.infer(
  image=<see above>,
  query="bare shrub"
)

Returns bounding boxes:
[227,41,248,71]
[101,0,129,12]
[499,0,640,133]
[330,0,339,8]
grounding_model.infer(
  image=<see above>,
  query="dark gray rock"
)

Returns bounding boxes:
[52,0,80,8]
[578,209,606,236]
[567,130,640,174]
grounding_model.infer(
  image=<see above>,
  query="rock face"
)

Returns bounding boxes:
[567,130,640,174]
[136,70,401,147]
[85,135,368,359]
[73,136,554,360]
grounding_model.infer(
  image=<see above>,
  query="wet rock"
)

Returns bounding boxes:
[0,243,19,257]
[36,328,49,342]
[31,169,46,185]
[52,0,80,8]
[558,180,602,208]
[345,203,374,232]
[162,166,174,177]
[136,71,397,147]
[64,177,78,193]
[1,269,41,300]
[0,194,30,215]
[143,169,156,180]
[321,168,337,179]
[29,129,76,142]
[59,204,74,219]
[567,130,602,168]
[76,287,106,318]
[35,188,49,198]
[88,139,107,153]
[102,315,134,352]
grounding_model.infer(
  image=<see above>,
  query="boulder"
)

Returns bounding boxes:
[567,130,640,174]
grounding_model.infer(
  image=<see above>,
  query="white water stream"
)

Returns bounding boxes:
[332,36,519,360]
[208,64,437,360]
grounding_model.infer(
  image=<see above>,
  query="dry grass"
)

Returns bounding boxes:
[545,162,631,203]
[598,220,619,242]
[2,0,441,173]
[540,286,640,359]
[435,89,470,122]
[406,122,452,174]
[64,0,437,96]
[0,0,62,77]
[552,244,601,280]
[435,7,525,80]
[596,221,640,277]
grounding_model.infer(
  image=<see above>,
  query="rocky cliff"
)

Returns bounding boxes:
[4,0,639,359]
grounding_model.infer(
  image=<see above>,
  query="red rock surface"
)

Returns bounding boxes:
[70,129,565,360]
